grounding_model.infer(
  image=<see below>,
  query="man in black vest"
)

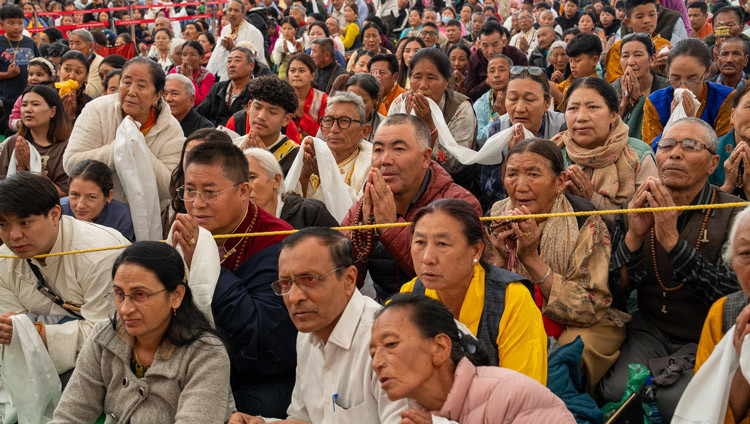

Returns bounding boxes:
[599,117,744,420]
[311,38,346,94]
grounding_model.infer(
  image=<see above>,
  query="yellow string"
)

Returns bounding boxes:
[2,201,747,259]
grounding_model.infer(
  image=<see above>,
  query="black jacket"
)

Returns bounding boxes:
[279,192,340,229]
[246,7,271,64]
[179,107,215,138]
[196,80,252,127]
[556,12,581,32]
[529,46,548,68]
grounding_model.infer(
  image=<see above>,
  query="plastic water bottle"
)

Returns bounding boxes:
[640,376,666,424]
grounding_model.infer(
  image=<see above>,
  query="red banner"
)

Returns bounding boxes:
[95,41,136,59]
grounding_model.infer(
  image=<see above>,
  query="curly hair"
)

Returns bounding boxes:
[247,76,298,114]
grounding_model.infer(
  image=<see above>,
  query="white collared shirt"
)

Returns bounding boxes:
[509,28,538,56]
[267,290,408,423]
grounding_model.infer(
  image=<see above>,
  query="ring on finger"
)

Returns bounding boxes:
[188,237,196,246]
[523,232,531,237]
[578,186,583,192]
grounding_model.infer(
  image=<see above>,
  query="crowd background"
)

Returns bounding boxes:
[1,0,750,421]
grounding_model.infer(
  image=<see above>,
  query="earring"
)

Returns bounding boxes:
[472,258,478,264]
[172,307,177,317]
[434,359,440,366]
[153,101,158,107]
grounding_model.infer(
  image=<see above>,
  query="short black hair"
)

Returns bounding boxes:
[312,37,335,57]
[103,69,121,90]
[422,21,438,31]
[601,4,616,15]
[101,54,127,70]
[479,20,510,39]
[713,5,744,24]
[247,76,298,114]
[534,2,551,10]
[625,0,657,17]
[409,48,452,80]
[181,40,204,57]
[368,53,399,74]
[563,27,581,38]
[68,159,114,196]
[0,4,24,20]
[185,141,250,184]
[43,27,64,43]
[564,0,578,5]
[687,1,708,14]
[566,33,603,57]
[0,173,59,218]
[615,0,625,9]
[446,18,462,28]
[281,227,355,277]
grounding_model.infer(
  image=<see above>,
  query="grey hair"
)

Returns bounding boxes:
[244,148,285,196]
[721,205,750,266]
[290,4,306,14]
[70,29,93,44]
[547,40,567,65]
[166,73,196,97]
[665,117,719,154]
[377,113,431,151]
[226,0,245,13]
[471,12,484,20]
[325,91,366,122]
[540,9,555,19]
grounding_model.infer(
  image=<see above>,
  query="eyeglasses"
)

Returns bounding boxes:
[420,30,438,37]
[658,138,713,154]
[319,115,363,129]
[668,75,705,89]
[177,184,240,203]
[105,289,167,306]
[510,66,544,76]
[271,267,342,296]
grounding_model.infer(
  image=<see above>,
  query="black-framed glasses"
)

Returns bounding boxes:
[177,184,240,203]
[105,289,167,306]
[658,138,713,154]
[510,66,544,76]
[420,30,438,37]
[271,267,342,296]
[319,116,363,129]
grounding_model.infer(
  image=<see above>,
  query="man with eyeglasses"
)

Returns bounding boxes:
[297,91,373,205]
[172,141,298,417]
[418,22,444,49]
[600,117,744,419]
[509,10,538,55]
[228,227,409,423]
[0,173,130,385]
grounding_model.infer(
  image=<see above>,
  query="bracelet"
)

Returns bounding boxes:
[536,266,552,285]
[430,127,438,136]
[34,321,44,336]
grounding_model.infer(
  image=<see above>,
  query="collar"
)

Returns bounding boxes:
[116,324,177,360]
[320,60,337,71]
[267,132,287,150]
[677,182,714,227]
[317,290,366,349]
[405,167,432,216]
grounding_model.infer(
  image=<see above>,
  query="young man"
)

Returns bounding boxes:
[465,21,528,102]
[687,1,712,40]
[0,4,39,136]
[555,0,580,31]
[550,33,601,108]
[368,53,404,116]
[615,1,626,21]
[605,0,671,83]
[226,76,300,176]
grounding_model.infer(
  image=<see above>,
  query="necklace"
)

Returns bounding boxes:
[220,203,259,270]
[337,147,359,185]
[4,34,21,60]
[351,200,375,263]
[651,189,715,315]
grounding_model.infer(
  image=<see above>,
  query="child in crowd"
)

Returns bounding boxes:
[550,33,601,108]
[8,57,56,132]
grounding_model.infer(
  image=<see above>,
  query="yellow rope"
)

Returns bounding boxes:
[2,201,747,259]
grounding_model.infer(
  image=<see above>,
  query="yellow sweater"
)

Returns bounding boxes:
[341,22,360,50]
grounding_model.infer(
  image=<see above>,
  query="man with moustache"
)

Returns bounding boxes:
[713,37,748,88]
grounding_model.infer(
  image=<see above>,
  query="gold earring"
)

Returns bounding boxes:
[153,100,158,107]
[172,307,177,317]
[434,359,440,366]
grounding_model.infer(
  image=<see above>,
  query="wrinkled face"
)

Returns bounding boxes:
[278,237,355,341]
[569,53,598,78]
[154,17,170,31]
[310,44,327,67]
[290,9,305,24]
[732,219,750,297]
[411,211,481,291]
[370,308,444,401]
[506,77,550,134]
[487,57,510,91]
[326,17,339,34]
[182,44,202,70]
[247,98,292,139]
[687,7,707,31]
[519,11,534,31]
[656,121,719,192]
[402,41,422,68]
[68,34,92,56]
[668,55,708,98]
[288,59,314,89]
[578,14,595,33]
[480,30,504,60]
[371,123,431,196]
[718,40,748,77]
[536,27,556,49]
[363,27,381,51]
[164,79,193,119]
[563,0,578,17]
[471,15,484,33]
[410,59,449,103]
[27,64,50,85]
[564,87,618,148]
[321,102,367,156]
[0,208,61,259]
[419,25,439,47]
[60,58,88,86]
[119,63,160,121]
[370,60,396,96]
[226,0,244,26]
[714,11,742,38]
[449,47,469,75]
[113,263,184,339]
[732,92,750,143]
[626,3,657,34]
[183,24,198,40]
[246,155,280,214]
[226,50,253,81]
[620,39,654,80]
[183,162,250,235]
[445,24,461,42]
[68,178,112,222]
[505,151,565,214]
[423,10,436,23]
[539,11,554,26]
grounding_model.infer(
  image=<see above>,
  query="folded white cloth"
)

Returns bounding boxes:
[7,140,41,176]
[663,87,701,134]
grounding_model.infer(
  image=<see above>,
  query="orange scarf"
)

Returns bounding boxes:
[140,107,157,135]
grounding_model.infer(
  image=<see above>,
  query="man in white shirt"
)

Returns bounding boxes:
[509,10,538,55]
[0,173,130,379]
[228,228,408,424]
[207,0,267,79]
[328,0,347,30]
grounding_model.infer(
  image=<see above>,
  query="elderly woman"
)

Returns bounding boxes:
[389,48,478,191]
[488,138,628,392]
[447,44,471,95]
[244,148,338,228]
[49,241,232,423]
[346,23,391,72]
[399,199,547,384]
[546,40,570,84]
[552,77,658,212]
[643,38,735,146]
[711,82,750,200]
[169,40,215,107]
[63,57,184,206]
[68,29,104,98]
[612,33,669,139]
[481,67,567,208]
[288,53,328,139]
[371,293,575,423]
[346,73,384,142]
[688,206,750,424]
[61,160,135,241]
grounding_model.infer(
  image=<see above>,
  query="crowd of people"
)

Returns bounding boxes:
[1,0,750,421]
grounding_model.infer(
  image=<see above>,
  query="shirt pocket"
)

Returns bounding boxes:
[335,400,371,424]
